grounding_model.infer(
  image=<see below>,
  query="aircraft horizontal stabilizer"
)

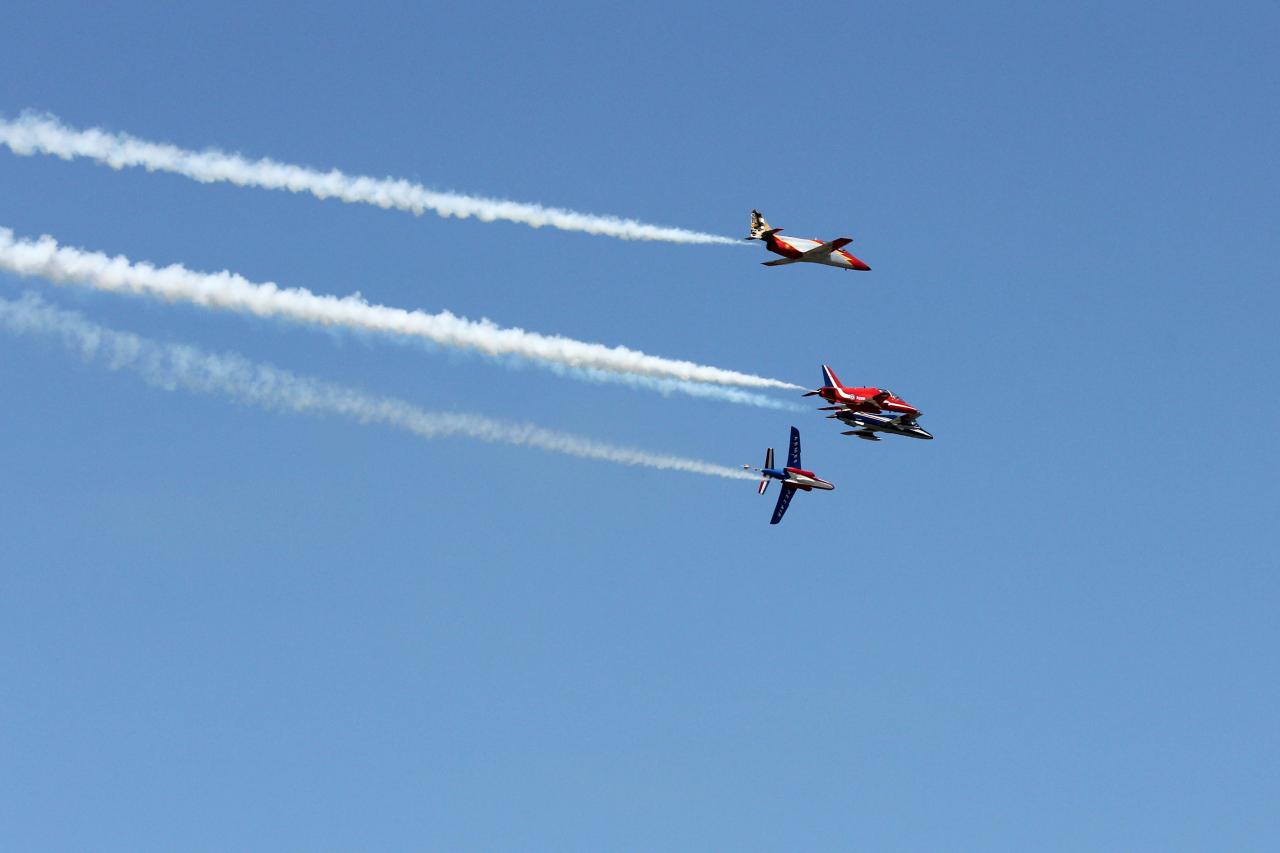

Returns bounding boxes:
[842,430,881,441]
[762,258,799,267]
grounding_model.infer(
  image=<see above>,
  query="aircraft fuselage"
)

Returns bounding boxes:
[764,233,871,270]
[818,385,920,417]
[762,467,835,491]
[834,410,934,441]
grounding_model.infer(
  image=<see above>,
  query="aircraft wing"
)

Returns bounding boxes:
[798,237,853,260]
[787,426,802,469]
[770,485,796,524]
[761,258,799,267]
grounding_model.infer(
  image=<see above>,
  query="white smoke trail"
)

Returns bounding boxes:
[0,113,739,245]
[561,366,802,411]
[0,227,801,399]
[0,292,756,481]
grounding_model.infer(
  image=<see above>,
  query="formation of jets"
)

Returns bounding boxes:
[744,212,932,524]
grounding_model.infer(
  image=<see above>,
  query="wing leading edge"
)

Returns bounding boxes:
[798,237,853,260]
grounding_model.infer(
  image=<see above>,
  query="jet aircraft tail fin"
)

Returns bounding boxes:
[821,364,843,390]
[757,447,774,494]
[747,209,781,241]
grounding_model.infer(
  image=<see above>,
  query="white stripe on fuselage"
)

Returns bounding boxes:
[784,471,834,490]
[777,237,821,254]
[831,387,870,405]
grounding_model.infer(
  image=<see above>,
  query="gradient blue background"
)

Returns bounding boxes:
[1,2,1277,849]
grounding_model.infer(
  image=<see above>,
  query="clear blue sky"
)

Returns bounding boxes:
[1,2,1277,849]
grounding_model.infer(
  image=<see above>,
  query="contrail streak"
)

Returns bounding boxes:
[0,293,755,481]
[0,113,739,245]
[561,367,802,411]
[0,227,801,399]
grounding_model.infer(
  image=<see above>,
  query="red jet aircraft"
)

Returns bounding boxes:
[803,365,921,417]
[746,210,871,271]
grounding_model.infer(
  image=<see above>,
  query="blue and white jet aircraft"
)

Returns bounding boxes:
[830,409,934,442]
[744,427,834,524]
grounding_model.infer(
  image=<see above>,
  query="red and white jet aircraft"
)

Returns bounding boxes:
[746,210,871,271]
[804,364,921,417]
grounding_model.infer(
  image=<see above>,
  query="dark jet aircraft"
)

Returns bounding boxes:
[831,409,934,442]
